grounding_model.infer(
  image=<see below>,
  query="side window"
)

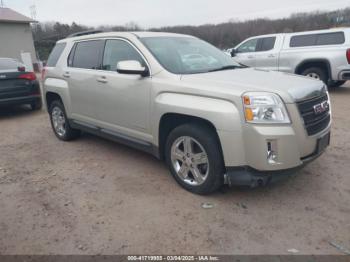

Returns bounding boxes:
[290,33,345,47]
[102,39,145,71]
[236,38,258,53]
[316,32,345,45]
[290,34,317,47]
[47,43,66,67]
[258,37,276,51]
[71,40,104,69]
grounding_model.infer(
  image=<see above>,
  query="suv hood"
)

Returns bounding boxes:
[180,68,327,103]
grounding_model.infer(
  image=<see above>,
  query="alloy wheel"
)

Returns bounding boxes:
[170,136,209,186]
[51,106,66,137]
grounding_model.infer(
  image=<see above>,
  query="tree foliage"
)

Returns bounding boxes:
[33,8,350,61]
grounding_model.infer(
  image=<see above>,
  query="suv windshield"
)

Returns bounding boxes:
[141,37,241,74]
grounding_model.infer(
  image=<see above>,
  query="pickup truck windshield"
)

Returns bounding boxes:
[141,37,241,74]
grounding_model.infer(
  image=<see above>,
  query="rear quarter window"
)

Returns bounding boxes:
[47,43,67,67]
[290,32,345,47]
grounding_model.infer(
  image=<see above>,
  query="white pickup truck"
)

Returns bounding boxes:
[230,28,350,87]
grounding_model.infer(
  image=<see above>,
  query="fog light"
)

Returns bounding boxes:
[267,140,278,164]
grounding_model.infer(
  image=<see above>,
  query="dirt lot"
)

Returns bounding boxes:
[0,84,349,255]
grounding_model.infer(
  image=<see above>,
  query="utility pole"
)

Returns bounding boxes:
[1,0,4,8]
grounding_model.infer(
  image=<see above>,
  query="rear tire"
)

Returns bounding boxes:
[165,123,224,195]
[301,67,328,84]
[49,100,80,141]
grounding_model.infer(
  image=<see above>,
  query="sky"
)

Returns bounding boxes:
[3,0,350,28]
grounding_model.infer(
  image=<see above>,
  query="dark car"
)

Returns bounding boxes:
[0,58,42,110]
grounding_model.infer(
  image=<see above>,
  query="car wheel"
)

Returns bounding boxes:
[30,99,42,111]
[165,124,224,195]
[49,100,81,141]
[328,80,346,88]
[301,67,328,84]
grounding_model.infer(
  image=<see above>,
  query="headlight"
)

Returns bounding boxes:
[242,92,290,124]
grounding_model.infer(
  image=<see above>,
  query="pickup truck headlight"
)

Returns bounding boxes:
[242,92,290,124]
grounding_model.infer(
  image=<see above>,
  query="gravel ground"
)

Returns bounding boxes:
[0,84,349,255]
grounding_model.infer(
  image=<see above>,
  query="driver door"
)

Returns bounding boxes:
[93,39,152,141]
[233,38,259,67]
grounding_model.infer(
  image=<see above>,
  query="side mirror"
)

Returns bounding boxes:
[230,49,237,57]
[116,60,149,77]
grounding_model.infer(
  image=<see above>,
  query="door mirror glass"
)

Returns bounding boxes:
[116,60,148,76]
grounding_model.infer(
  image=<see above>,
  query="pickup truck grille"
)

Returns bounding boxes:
[296,93,330,136]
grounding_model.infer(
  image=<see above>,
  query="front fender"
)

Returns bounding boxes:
[152,92,246,166]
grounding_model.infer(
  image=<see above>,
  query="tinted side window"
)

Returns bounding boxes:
[317,32,345,45]
[47,43,66,67]
[237,38,258,53]
[290,34,317,47]
[72,40,104,69]
[102,39,145,71]
[290,32,345,47]
[258,37,276,51]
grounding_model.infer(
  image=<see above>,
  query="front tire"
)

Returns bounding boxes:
[49,100,80,141]
[165,124,224,195]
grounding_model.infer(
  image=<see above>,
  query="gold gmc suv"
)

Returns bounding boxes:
[43,31,331,194]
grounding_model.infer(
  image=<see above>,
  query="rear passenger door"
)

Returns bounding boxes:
[254,36,279,71]
[66,40,105,123]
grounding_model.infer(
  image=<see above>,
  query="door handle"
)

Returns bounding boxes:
[268,54,276,58]
[97,76,108,83]
[63,72,70,78]
[247,55,254,59]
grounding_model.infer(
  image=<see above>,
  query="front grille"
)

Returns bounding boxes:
[296,93,330,136]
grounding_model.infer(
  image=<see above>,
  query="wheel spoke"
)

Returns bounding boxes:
[192,152,208,165]
[178,164,189,179]
[183,137,192,155]
[173,147,185,160]
[191,167,205,184]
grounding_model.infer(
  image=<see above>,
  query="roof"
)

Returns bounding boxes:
[0,8,36,23]
[61,31,193,43]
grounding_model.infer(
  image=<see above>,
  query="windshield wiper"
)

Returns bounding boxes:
[208,65,239,72]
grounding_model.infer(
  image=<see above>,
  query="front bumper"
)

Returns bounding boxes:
[225,131,330,187]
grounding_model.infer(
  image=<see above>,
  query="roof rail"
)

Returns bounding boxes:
[67,30,103,38]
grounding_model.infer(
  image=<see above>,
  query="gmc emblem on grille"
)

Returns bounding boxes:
[313,101,329,115]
